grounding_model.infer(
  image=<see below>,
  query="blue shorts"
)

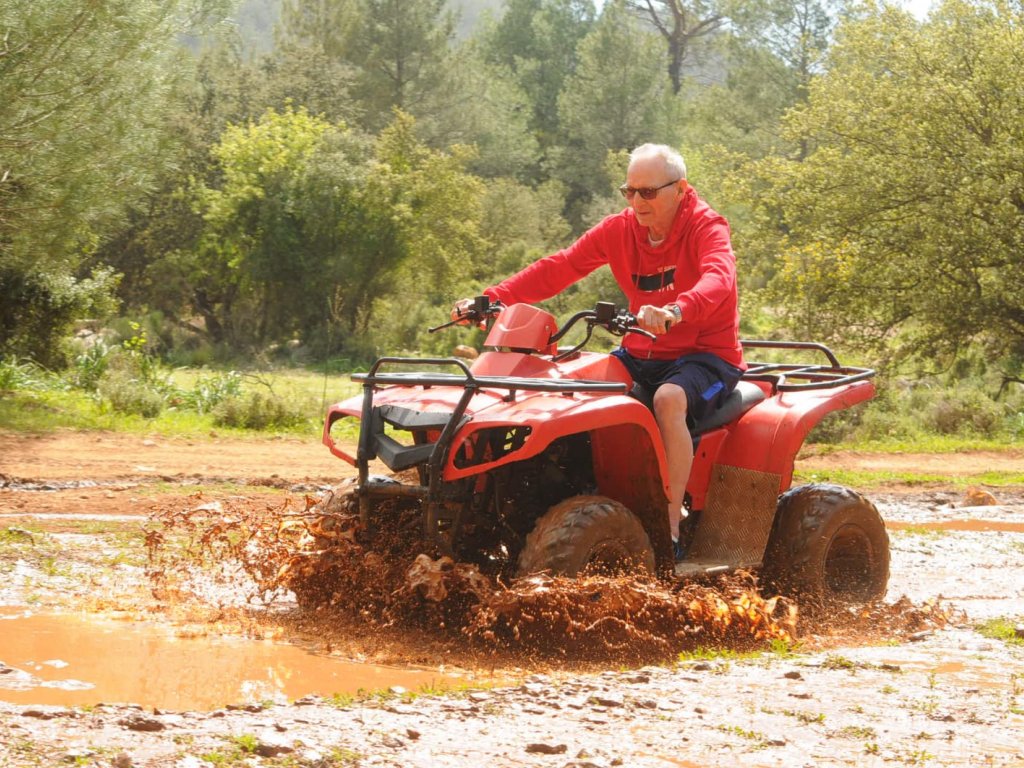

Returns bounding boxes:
[612,349,743,426]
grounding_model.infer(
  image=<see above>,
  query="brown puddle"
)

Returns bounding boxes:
[880,659,1011,690]
[0,611,461,711]
[887,519,1024,533]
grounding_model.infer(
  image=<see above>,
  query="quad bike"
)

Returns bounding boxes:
[321,298,889,604]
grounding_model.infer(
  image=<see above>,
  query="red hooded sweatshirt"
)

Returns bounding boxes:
[484,188,745,369]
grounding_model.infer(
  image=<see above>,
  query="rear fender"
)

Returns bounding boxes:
[714,380,875,492]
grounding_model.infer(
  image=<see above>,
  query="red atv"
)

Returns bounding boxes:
[322,299,889,604]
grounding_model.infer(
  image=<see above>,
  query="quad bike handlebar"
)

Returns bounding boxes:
[429,298,655,353]
[547,301,655,362]
[429,296,506,333]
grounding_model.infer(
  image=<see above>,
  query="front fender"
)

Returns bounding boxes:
[442,392,666,483]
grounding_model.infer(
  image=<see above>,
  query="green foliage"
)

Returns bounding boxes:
[807,371,1022,447]
[353,0,456,126]
[0,0,228,360]
[93,326,173,418]
[97,367,166,419]
[0,356,53,392]
[188,106,486,358]
[626,0,729,94]
[737,0,1024,367]
[480,0,595,157]
[212,391,311,430]
[71,342,113,392]
[413,45,540,180]
[0,266,119,367]
[555,0,683,215]
[174,371,243,414]
[925,389,1005,437]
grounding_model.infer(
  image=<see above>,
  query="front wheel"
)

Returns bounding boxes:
[762,484,889,604]
[516,495,655,577]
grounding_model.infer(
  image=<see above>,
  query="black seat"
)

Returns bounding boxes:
[690,380,766,435]
[627,379,767,435]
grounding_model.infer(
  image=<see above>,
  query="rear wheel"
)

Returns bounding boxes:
[762,484,889,604]
[516,495,655,577]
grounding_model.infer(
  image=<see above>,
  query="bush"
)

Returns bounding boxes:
[0,357,45,391]
[926,389,1005,437]
[97,367,165,417]
[70,341,111,391]
[211,391,309,430]
[174,371,242,414]
[806,403,867,444]
[0,265,118,368]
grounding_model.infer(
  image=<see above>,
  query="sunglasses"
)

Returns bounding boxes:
[619,179,680,200]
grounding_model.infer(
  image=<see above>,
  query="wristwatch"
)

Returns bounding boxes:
[664,303,682,325]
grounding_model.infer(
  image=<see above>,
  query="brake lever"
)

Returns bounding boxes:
[429,298,505,333]
[429,316,465,333]
[625,326,657,340]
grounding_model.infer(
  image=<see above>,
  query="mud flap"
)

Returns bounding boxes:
[681,464,781,571]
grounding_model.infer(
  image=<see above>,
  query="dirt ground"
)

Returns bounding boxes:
[1,430,1023,767]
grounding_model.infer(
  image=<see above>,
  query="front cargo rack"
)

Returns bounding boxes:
[740,340,875,392]
[349,356,628,481]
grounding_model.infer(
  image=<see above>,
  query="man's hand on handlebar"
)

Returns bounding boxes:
[450,298,477,324]
[635,304,679,335]
[450,298,485,330]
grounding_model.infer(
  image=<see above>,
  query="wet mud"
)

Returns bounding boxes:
[150,489,950,666]
[1,435,1023,766]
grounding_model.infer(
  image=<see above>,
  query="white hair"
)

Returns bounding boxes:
[629,143,687,180]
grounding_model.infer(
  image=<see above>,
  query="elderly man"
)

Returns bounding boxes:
[453,143,745,558]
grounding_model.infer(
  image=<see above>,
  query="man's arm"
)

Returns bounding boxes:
[671,219,737,322]
[484,220,612,306]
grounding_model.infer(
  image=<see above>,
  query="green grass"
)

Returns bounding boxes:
[168,368,359,409]
[716,724,767,745]
[822,654,861,671]
[976,617,1024,646]
[794,467,1024,488]
[0,366,362,437]
[806,434,1021,454]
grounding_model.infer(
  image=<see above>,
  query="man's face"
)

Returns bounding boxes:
[624,156,686,236]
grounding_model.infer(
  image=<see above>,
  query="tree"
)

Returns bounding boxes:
[354,0,456,128]
[738,0,1024,368]
[411,44,540,180]
[189,108,485,355]
[95,38,284,341]
[269,0,362,123]
[0,0,228,360]
[481,0,595,153]
[554,0,683,223]
[626,0,727,93]
[275,0,363,59]
[704,0,838,156]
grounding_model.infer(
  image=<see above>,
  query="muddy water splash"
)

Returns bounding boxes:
[146,489,952,663]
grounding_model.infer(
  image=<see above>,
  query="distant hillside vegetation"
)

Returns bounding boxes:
[231,0,504,52]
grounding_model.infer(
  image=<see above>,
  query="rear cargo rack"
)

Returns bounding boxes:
[741,340,875,392]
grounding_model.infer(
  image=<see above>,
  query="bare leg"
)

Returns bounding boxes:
[652,383,693,540]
